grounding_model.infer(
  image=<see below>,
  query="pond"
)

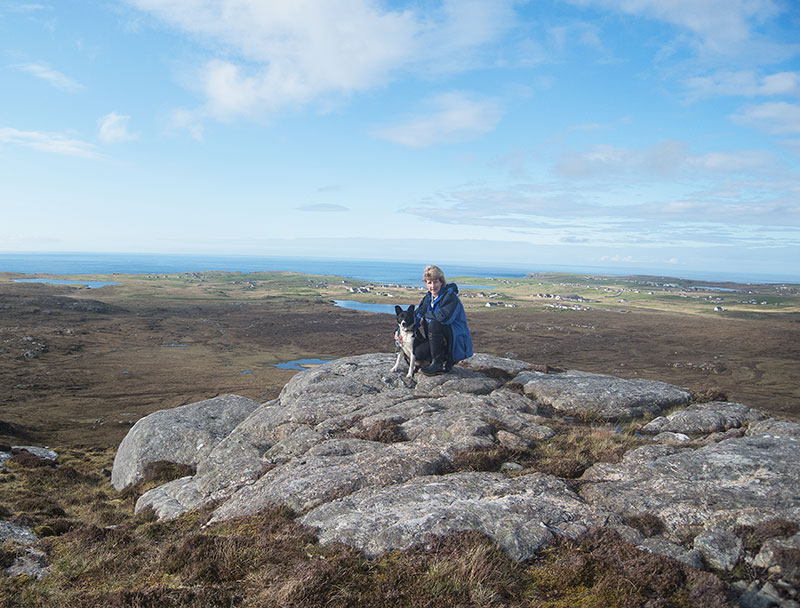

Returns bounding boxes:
[273,358,333,370]
[333,300,404,315]
[694,285,742,292]
[13,278,120,289]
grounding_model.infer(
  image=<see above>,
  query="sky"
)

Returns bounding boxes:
[1,0,799,280]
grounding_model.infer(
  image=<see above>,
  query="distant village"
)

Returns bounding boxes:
[341,278,785,314]
[163,273,789,314]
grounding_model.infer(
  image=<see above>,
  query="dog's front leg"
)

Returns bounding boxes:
[406,338,416,378]
[391,350,404,372]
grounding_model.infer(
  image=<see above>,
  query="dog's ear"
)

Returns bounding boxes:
[407,304,415,313]
[395,305,403,315]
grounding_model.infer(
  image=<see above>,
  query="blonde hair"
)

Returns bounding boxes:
[422,264,446,285]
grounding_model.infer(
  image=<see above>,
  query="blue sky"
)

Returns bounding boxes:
[1,0,799,279]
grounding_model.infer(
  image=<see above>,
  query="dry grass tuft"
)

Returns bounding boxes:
[0,548,16,570]
[447,425,644,480]
[623,512,666,538]
[355,419,407,444]
[528,427,642,479]
[7,451,55,469]
[735,518,799,552]
[116,460,197,504]
[140,460,196,485]
[690,388,729,403]
[420,531,525,604]
[527,528,732,608]
[448,446,518,473]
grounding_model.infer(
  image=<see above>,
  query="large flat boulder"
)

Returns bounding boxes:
[111,394,261,490]
[459,353,538,376]
[279,353,503,400]
[514,369,691,421]
[208,441,450,522]
[300,471,615,561]
[642,401,766,435]
[746,418,800,437]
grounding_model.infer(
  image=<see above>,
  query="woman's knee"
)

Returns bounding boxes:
[414,342,431,360]
[427,319,444,335]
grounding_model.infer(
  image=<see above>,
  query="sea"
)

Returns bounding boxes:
[0,252,798,285]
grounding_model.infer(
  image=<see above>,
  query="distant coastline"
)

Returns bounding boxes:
[0,252,797,286]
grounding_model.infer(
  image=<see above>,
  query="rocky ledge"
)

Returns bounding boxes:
[112,353,800,606]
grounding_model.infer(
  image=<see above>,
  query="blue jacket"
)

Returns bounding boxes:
[416,283,473,362]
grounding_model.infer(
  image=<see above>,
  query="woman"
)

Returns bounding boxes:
[413,264,473,375]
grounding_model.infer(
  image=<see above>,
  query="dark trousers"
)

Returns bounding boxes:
[413,319,448,364]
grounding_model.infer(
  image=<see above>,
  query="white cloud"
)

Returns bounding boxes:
[98,112,140,143]
[686,70,800,100]
[555,144,630,177]
[688,150,773,171]
[414,0,517,72]
[371,92,502,147]
[556,140,774,178]
[547,22,614,62]
[566,0,780,54]
[568,122,612,132]
[568,0,782,60]
[489,147,529,179]
[127,0,516,120]
[0,127,101,159]
[600,254,636,263]
[316,184,345,193]
[396,150,800,246]
[761,72,800,96]
[643,140,689,174]
[129,0,418,119]
[401,186,590,228]
[0,3,47,13]
[296,203,349,212]
[731,102,800,134]
[14,62,83,92]
[169,108,204,142]
[781,139,800,158]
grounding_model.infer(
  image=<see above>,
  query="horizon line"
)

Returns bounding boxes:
[1,250,799,285]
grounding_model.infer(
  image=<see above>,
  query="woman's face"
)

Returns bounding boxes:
[426,278,442,297]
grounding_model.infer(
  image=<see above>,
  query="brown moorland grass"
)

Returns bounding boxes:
[0,273,798,451]
[0,428,742,608]
[527,529,731,608]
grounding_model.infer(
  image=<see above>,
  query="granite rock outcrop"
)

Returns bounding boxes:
[111,353,800,603]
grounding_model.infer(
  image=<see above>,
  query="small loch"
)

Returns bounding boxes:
[273,358,332,370]
[14,278,120,289]
[333,300,400,315]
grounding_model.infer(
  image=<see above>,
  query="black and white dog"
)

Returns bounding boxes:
[390,304,429,378]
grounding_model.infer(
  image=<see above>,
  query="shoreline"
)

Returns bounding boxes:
[1,252,798,285]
